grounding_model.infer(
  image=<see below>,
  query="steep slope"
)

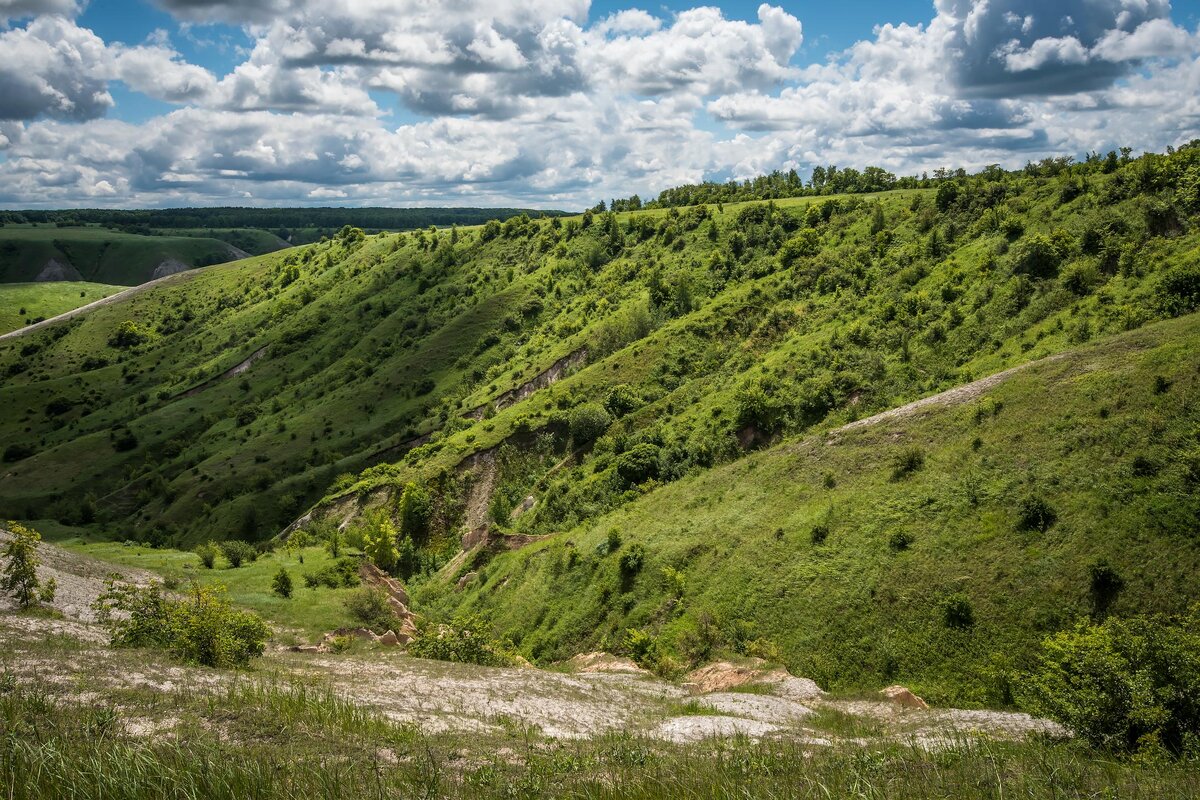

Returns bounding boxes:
[418,313,1200,704]
[1,147,1198,612]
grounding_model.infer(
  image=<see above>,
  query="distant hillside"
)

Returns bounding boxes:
[0,225,251,285]
[0,146,1197,702]
[0,281,124,334]
[1,206,571,234]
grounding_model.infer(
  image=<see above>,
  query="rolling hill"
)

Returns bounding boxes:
[0,281,124,334]
[1,145,1198,703]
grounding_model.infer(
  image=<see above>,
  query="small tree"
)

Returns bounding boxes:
[363,512,399,574]
[2,521,52,608]
[568,403,612,445]
[271,567,293,599]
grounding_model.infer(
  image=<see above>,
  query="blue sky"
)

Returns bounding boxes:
[1,0,1199,208]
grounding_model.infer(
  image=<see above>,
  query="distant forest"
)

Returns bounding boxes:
[0,206,570,233]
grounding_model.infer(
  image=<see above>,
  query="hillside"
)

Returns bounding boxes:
[0,147,1198,701]
[0,225,250,285]
[0,281,123,334]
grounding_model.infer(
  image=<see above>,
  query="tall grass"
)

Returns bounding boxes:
[2,677,1198,800]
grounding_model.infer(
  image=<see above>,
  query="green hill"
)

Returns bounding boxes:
[0,146,1198,703]
[0,225,251,285]
[0,281,124,334]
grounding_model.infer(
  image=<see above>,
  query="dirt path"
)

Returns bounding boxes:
[0,267,205,342]
[831,354,1066,435]
[178,345,269,398]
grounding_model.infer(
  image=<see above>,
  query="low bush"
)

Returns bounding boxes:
[1017,494,1057,532]
[342,586,397,634]
[194,542,218,569]
[407,614,512,667]
[271,567,293,599]
[93,578,270,668]
[890,447,925,481]
[569,403,612,445]
[219,540,257,568]
[1021,610,1200,756]
[303,557,361,589]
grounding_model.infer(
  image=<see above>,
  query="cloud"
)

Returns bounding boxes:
[0,0,79,22]
[0,16,112,121]
[113,44,219,104]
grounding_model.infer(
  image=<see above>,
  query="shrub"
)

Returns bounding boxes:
[942,593,975,629]
[810,524,829,545]
[889,447,925,481]
[889,530,914,552]
[1088,560,1125,617]
[1153,264,1200,316]
[407,614,512,667]
[194,542,218,569]
[1017,494,1057,532]
[398,482,432,541]
[1011,233,1062,278]
[272,567,293,599]
[361,512,399,573]
[1020,611,1200,755]
[2,521,52,608]
[2,444,33,463]
[219,540,257,568]
[303,557,361,589]
[108,320,154,349]
[342,586,397,634]
[93,578,270,668]
[618,543,645,576]
[604,384,641,417]
[615,443,660,486]
[569,403,612,445]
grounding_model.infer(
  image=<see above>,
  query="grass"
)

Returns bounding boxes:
[0,281,123,333]
[51,539,365,637]
[2,671,1198,800]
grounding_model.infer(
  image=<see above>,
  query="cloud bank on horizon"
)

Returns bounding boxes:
[0,0,1197,208]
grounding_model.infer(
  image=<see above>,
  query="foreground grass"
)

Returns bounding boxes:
[2,671,1196,800]
[0,281,123,333]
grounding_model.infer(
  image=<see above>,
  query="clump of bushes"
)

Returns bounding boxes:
[407,613,512,667]
[942,593,975,629]
[271,567,293,599]
[219,540,257,568]
[93,578,270,668]
[342,586,398,634]
[569,403,612,445]
[303,557,361,589]
[1021,610,1200,756]
[108,320,155,349]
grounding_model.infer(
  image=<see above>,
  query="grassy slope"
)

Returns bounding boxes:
[0,225,243,285]
[0,281,123,333]
[423,313,1200,704]
[153,227,290,255]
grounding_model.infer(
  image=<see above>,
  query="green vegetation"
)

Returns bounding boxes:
[0,281,123,333]
[1,521,56,608]
[3,672,1199,800]
[93,578,270,667]
[1,144,1199,741]
[0,224,251,285]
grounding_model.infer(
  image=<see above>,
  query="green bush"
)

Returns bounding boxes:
[93,578,270,668]
[1021,611,1200,756]
[615,443,660,485]
[1017,494,1057,532]
[1011,233,1062,278]
[890,447,925,481]
[108,320,154,349]
[810,524,830,545]
[342,586,397,634]
[194,542,218,569]
[407,614,512,667]
[219,540,257,568]
[302,557,361,589]
[569,403,612,445]
[2,521,52,608]
[271,567,293,599]
[1154,264,1200,316]
[942,593,975,629]
[618,543,645,576]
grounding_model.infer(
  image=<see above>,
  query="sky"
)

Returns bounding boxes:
[1,1,1199,210]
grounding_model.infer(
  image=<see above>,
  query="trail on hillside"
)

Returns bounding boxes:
[828,353,1067,437]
